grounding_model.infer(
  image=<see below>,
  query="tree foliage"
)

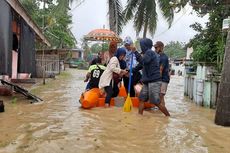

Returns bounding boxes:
[187,2,230,70]
[108,0,124,35]
[20,0,77,48]
[90,43,109,53]
[164,41,186,59]
[190,0,230,15]
[123,0,185,38]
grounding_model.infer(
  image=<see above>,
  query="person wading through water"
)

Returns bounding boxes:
[123,36,142,97]
[84,58,106,90]
[154,41,170,107]
[99,48,128,107]
[137,38,170,116]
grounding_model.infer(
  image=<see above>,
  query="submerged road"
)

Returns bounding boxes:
[0,69,229,153]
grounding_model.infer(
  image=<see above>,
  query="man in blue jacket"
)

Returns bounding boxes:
[138,38,170,116]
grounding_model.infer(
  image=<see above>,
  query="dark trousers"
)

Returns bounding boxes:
[104,82,119,104]
[85,82,90,90]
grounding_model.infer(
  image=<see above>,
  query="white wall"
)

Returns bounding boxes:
[172,63,185,76]
[186,47,193,60]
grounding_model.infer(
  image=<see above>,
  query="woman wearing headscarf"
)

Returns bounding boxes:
[99,48,128,107]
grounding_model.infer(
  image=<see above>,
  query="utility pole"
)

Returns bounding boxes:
[42,0,46,85]
[215,17,230,126]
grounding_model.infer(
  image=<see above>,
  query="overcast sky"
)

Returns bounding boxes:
[70,0,209,44]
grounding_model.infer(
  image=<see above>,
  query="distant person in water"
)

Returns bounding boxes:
[138,38,170,116]
[99,48,128,107]
[84,58,106,90]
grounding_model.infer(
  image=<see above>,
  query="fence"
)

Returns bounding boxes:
[184,64,220,109]
[36,55,60,77]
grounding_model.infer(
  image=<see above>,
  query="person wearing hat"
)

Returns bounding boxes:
[138,38,170,116]
[123,36,142,97]
[154,41,170,107]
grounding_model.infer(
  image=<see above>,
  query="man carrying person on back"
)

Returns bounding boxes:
[154,41,170,107]
[138,38,170,116]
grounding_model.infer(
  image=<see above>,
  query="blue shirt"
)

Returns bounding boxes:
[160,53,170,83]
[125,49,137,69]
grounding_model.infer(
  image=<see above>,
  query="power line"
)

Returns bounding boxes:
[71,0,85,11]
[154,7,192,38]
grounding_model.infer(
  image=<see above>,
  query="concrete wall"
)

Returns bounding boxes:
[171,63,184,76]
[184,64,220,109]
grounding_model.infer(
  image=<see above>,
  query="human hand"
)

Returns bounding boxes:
[120,70,128,76]
[124,72,129,77]
[131,46,136,52]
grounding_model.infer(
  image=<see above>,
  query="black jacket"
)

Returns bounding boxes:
[133,38,161,83]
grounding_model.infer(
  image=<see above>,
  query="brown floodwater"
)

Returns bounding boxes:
[0,69,229,153]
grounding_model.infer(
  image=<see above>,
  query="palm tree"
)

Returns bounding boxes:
[108,0,124,35]
[123,0,181,38]
[56,0,124,35]
[55,0,81,13]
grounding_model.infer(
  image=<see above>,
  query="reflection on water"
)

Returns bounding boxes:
[0,69,229,153]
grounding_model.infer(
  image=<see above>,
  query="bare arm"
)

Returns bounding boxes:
[84,72,91,82]
[160,65,164,77]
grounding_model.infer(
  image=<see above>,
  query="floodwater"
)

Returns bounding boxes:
[0,69,229,153]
